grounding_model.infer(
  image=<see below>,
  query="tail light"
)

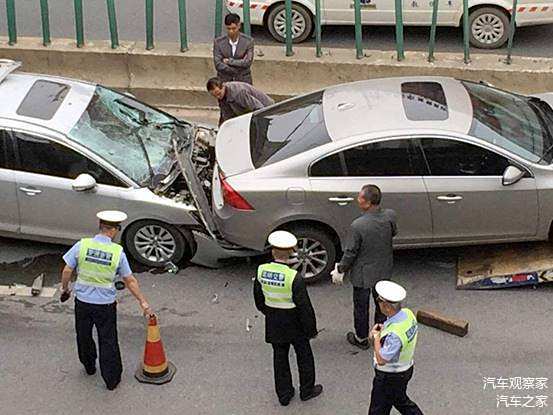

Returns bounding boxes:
[219,169,255,211]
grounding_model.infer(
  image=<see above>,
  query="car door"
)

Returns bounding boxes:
[323,0,392,24]
[11,130,128,241]
[402,0,460,25]
[0,129,20,233]
[308,138,433,246]
[419,136,538,242]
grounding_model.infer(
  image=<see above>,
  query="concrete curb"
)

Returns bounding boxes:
[1,36,553,110]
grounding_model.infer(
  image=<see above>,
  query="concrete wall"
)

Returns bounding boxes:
[2,37,553,110]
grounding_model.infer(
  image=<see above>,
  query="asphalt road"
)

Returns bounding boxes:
[0,0,552,58]
[1,237,552,415]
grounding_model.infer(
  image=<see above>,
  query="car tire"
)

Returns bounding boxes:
[468,7,510,49]
[286,226,336,284]
[266,3,314,44]
[124,220,192,268]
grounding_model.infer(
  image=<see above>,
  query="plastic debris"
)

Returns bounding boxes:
[246,318,253,332]
[211,293,219,304]
[164,262,179,274]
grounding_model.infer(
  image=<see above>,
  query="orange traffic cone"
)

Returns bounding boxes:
[135,315,176,385]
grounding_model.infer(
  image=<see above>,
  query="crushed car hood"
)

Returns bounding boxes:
[171,124,220,240]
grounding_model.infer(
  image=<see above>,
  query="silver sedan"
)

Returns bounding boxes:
[193,76,553,282]
[0,60,218,267]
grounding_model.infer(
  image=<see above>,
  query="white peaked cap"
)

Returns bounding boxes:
[375,280,407,303]
[268,230,298,249]
[97,210,128,223]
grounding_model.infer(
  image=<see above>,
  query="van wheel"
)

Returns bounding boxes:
[287,226,336,284]
[469,7,510,49]
[125,220,190,267]
[266,3,313,44]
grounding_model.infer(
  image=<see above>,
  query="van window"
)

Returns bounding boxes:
[250,91,331,168]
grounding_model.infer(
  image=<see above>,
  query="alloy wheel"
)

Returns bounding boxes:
[288,237,329,280]
[134,225,177,264]
[472,13,505,45]
[274,9,307,39]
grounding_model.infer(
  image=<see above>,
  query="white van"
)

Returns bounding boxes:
[226,0,553,48]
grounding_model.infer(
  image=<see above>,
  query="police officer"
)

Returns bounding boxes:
[60,211,153,391]
[368,281,423,415]
[253,231,323,406]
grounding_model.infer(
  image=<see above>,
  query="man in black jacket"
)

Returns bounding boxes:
[254,230,323,406]
[331,184,398,350]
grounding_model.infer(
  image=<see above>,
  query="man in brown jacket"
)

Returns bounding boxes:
[213,13,254,84]
[206,77,274,126]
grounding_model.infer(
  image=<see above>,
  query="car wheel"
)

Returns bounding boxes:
[469,7,510,49]
[286,226,336,284]
[266,3,313,44]
[124,220,191,268]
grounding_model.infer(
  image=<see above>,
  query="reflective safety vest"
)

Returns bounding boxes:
[257,262,296,310]
[375,308,418,373]
[76,238,123,289]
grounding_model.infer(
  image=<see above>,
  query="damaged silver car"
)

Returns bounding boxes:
[0,60,219,267]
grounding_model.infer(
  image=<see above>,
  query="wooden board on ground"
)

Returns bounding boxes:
[417,309,469,337]
[457,242,553,289]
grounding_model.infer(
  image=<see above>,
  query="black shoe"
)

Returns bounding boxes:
[106,380,120,391]
[85,366,96,376]
[279,387,295,406]
[347,332,370,350]
[300,384,323,401]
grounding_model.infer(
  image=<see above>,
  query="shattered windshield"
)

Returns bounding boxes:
[68,86,185,185]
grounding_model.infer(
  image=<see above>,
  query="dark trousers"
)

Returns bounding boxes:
[368,367,423,415]
[353,286,385,340]
[271,338,315,402]
[75,298,122,388]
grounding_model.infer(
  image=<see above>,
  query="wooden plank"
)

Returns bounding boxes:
[417,308,469,337]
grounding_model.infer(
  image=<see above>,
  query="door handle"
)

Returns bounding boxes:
[437,194,462,203]
[328,196,354,206]
[19,186,42,196]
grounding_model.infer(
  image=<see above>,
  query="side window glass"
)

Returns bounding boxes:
[14,132,125,186]
[343,139,425,176]
[421,137,510,176]
[0,130,15,170]
[310,152,345,177]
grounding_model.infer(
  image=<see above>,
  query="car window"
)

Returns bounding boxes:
[250,91,331,168]
[16,80,70,120]
[462,81,551,164]
[401,82,448,121]
[310,139,427,177]
[13,132,125,186]
[420,137,510,176]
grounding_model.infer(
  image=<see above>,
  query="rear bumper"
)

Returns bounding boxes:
[515,4,553,26]
[226,1,267,25]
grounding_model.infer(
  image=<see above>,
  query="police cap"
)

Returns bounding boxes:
[375,280,406,303]
[268,230,297,249]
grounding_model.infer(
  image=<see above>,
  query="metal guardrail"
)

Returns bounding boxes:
[3,0,521,64]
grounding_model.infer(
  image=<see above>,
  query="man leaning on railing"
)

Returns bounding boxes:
[213,13,254,85]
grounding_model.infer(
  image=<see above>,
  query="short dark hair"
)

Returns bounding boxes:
[225,13,241,26]
[206,77,223,91]
[360,184,382,205]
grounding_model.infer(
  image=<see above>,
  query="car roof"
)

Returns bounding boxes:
[322,76,473,141]
[0,72,96,135]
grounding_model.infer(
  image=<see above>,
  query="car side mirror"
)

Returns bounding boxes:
[502,165,525,186]
[72,173,97,192]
